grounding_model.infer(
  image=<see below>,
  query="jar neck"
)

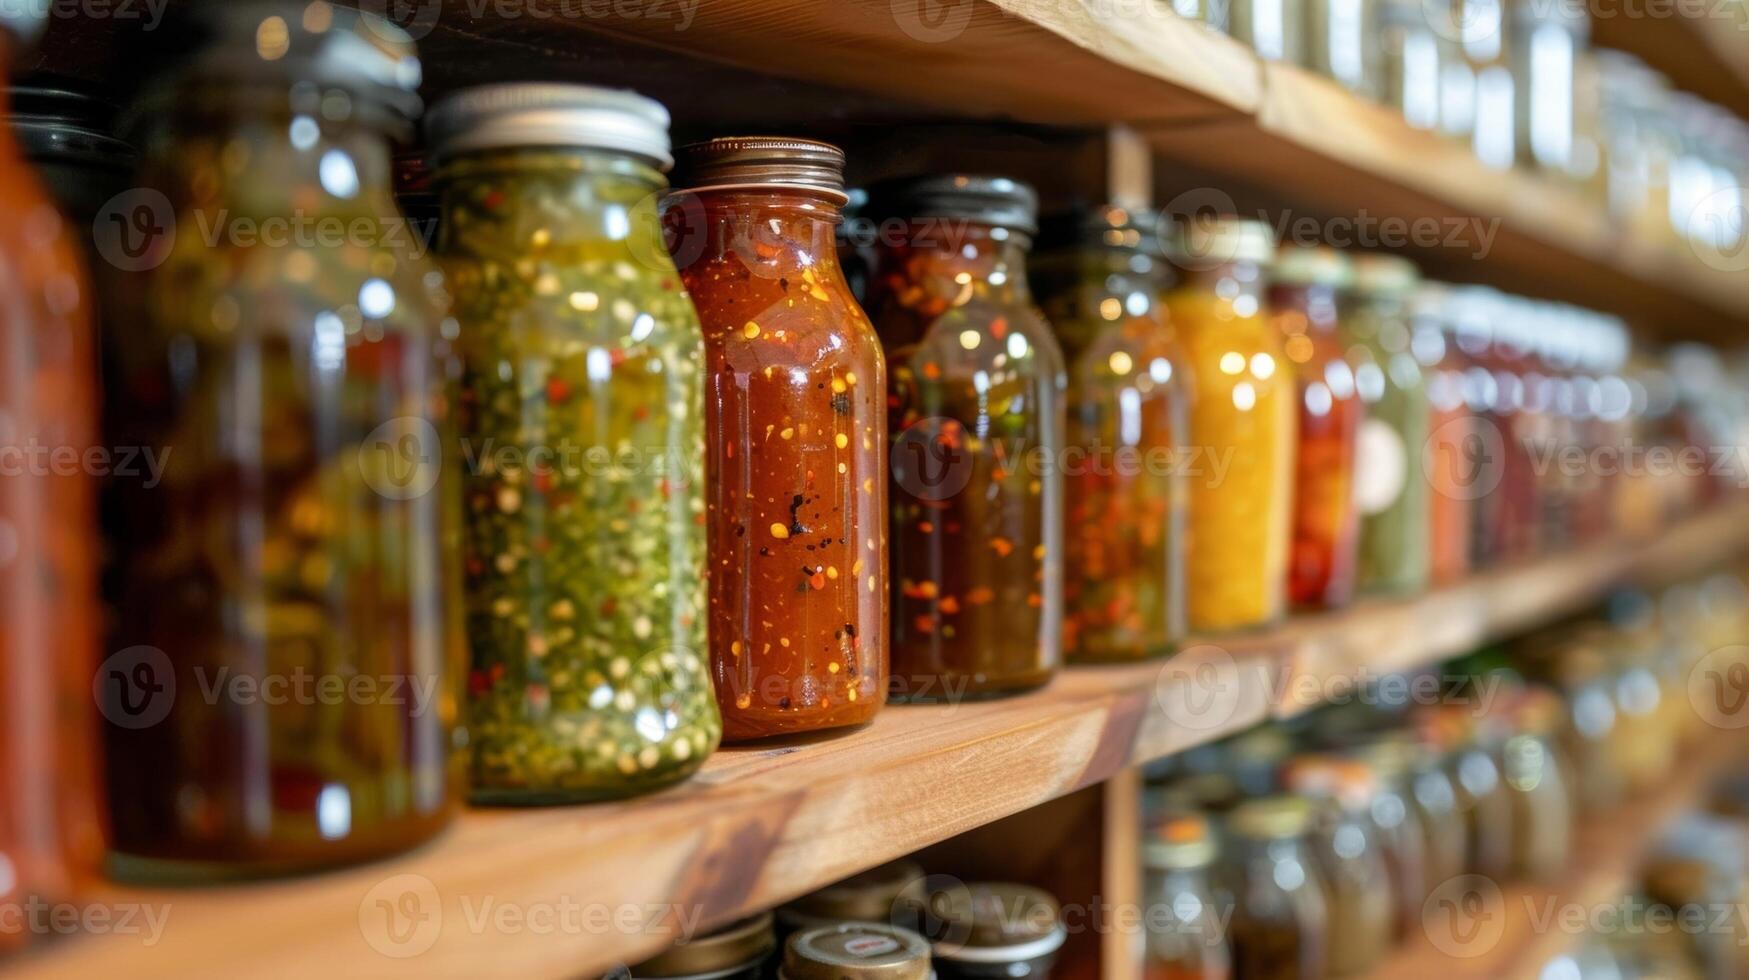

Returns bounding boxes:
[667,187,848,278]
[875,220,1035,307]
[1177,260,1267,308]
[1033,245,1171,305]
[441,148,669,247]
[1269,283,1342,333]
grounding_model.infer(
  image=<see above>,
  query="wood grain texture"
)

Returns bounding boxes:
[15,503,1749,980]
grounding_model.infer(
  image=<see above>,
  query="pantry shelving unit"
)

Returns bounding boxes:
[16,502,1749,980]
[16,1,1749,978]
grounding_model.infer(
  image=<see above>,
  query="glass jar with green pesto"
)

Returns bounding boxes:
[1033,206,1190,663]
[1342,255,1431,596]
[429,84,717,803]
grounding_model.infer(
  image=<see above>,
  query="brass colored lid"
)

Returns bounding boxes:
[632,913,776,978]
[924,882,1066,962]
[675,136,848,203]
[1144,812,1218,870]
[1149,773,1243,813]
[780,859,927,929]
[781,924,932,980]
[1272,245,1355,288]
[1228,796,1313,840]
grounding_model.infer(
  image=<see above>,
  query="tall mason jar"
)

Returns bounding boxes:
[1167,218,1295,633]
[1034,206,1190,662]
[1509,0,1588,174]
[430,84,718,800]
[99,2,462,878]
[1305,0,1378,98]
[668,137,887,741]
[866,176,1065,702]
[0,2,105,949]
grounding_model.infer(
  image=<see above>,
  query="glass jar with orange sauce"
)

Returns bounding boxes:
[668,138,888,741]
[1269,245,1361,611]
[866,175,1065,701]
[1166,218,1295,633]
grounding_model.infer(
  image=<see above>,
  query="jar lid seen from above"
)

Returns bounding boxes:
[781,923,932,980]
[427,82,673,168]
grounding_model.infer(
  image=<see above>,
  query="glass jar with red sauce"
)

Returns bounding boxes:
[864,175,1066,701]
[1033,205,1190,662]
[1269,245,1361,610]
[1411,283,1475,587]
[1459,289,1542,565]
[0,3,105,953]
[667,138,888,740]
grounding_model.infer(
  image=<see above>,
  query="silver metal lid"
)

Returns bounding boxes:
[426,82,673,168]
[675,136,847,203]
[867,174,1040,236]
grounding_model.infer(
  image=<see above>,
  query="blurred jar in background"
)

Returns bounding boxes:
[1411,283,1474,587]
[1479,296,1545,563]
[1305,0,1377,99]
[1344,255,1430,596]
[1378,0,1442,131]
[624,913,778,980]
[1228,0,1302,63]
[1608,631,1677,798]
[1223,798,1329,980]
[1509,0,1588,175]
[1270,245,1362,611]
[924,882,1067,980]
[1421,708,1514,879]
[0,3,105,952]
[1143,813,1234,980]
[1282,757,1393,977]
[1035,206,1190,663]
[1167,218,1296,633]
[1499,689,1575,880]
[1540,625,1628,813]
[1349,740,1432,941]
[1569,50,1606,199]
[1459,0,1516,169]
[777,859,927,939]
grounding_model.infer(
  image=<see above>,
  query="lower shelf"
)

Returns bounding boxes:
[17,502,1749,980]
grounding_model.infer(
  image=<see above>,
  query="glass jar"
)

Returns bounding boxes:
[1143,813,1234,980]
[1445,724,1514,880]
[1343,255,1430,596]
[1305,0,1377,98]
[1229,0,1303,63]
[1223,797,1328,980]
[8,83,133,234]
[1034,206,1190,662]
[668,137,887,741]
[1349,741,1431,941]
[0,4,105,954]
[1509,0,1588,174]
[1405,743,1468,892]
[1460,0,1517,168]
[1281,758,1393,977]
[924,882,1067,980]
[99,3,461,878]
[431,85,719,801]
[779,859,928,938]
[1378,0,1442,130]
[628,912,778,980]
[1270,245,1361,610]
[1167,218,1295,633]
[1413,284,1474,587]
[1547,628,1627,814]
[1499,689,1574,880]
[866,175,1065,702]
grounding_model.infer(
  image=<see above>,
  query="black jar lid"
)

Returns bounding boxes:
[1036,204,1168,255]
[630,913,776,980]
[154,1,423,125]
[866,174,1039,236]
[781,924,932,980]
[924,882,1066,965]
[6,84,134,171]
[674,136,848,204]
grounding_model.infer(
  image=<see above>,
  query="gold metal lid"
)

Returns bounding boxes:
[632,913,776,978]
[779,859,928,929]
[675,136,848,204]
[923,882,1066,962]
[781,924,932,980]
[1228,796,1314,840]
[1351,253,1422,296]
[1272,244,1355,288]
[1167,215,1276,266]
[1143,812,1218,870]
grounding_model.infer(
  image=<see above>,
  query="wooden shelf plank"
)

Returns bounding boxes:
[1365,731,1749,980]
[14,502,1749,980]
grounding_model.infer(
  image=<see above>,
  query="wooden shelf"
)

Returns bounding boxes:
[1366,731,1749,980]
[13,501,1749,980]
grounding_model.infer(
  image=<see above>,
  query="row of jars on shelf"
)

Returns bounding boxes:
[1181,0,1749,255]
[0,0,1739,931]
[1135,572,1749,980]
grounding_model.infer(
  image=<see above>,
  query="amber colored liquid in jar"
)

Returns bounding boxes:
[1169,267,1296,633]
[868,222,1065,701]
[671,189,888,740]
[1271,282,1361,610]
[0,52,105,952]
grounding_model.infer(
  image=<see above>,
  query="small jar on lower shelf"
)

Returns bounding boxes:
[1223,797,1329,980]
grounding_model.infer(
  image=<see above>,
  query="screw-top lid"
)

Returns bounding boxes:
[631,913,777,979]
[427,83,673,168]
[1167,215,1276,266]
[1149,772,1244,814]
[164,1,424,124]
[5,83,135,170]
[674,136,848,204]
[866,174,1040,235]
[779,859,928,930]
[923,883,1067,964]
[782,924,932,980]
[1228,796,1314,840]
[1272,244,1355,288]
[1351,253,1421,296]
[1144,812,1219,870]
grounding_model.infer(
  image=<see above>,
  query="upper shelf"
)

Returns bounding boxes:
[17,501,1749,980]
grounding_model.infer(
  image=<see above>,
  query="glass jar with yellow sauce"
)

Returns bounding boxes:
[1166,218,1296,634]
